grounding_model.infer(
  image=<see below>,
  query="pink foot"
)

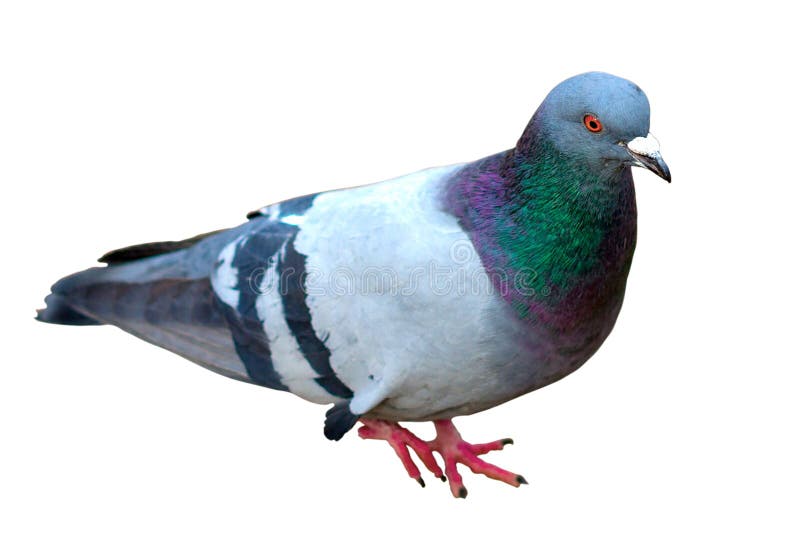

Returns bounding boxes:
[358,419,445,487]
[358,418,525,498]
[429,419,526,498]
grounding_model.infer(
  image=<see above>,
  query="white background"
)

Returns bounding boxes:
[2,1,798,532]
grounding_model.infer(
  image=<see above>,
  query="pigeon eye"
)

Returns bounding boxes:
[583,114,603,133]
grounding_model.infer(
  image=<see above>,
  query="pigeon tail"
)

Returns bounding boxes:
[34,226,263,386]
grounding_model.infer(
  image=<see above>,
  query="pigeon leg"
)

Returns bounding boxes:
[428,419,525,498]
[358,419,445,487]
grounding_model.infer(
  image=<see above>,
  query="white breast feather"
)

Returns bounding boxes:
[291,164,528,418]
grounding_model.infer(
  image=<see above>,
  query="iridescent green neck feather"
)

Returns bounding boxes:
[445,139,637,336]
[505,137,637,300]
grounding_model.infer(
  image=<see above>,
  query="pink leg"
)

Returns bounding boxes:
[429,419,526,498]
[358,419,444,487]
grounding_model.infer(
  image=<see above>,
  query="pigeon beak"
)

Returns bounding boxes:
[625,133,671,183]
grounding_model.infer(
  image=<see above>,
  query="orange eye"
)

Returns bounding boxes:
[583,114,603,133]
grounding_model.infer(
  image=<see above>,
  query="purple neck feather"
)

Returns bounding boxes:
[441,135,638,348]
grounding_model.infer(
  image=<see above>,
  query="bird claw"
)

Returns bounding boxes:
[358,419,445,487]
[358,418,526,498]
[428,419,526,498]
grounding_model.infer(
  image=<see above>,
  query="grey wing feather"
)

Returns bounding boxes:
[97,230,226,264]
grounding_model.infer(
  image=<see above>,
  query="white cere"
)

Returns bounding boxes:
[627,133,661,157]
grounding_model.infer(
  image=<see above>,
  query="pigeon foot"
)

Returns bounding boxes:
[358,418,445,487]
[358,418,524,497]
[429,419,525,498]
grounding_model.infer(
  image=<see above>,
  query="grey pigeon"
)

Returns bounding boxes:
[38,71,670,497]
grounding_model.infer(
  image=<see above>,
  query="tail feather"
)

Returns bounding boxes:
[36,293,102,326]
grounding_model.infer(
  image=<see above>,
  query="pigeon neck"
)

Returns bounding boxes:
[445,138,637,331]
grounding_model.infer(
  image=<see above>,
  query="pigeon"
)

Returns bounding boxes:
[37,71,670,498]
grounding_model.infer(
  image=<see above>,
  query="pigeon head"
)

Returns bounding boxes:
[521,72,670,182]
